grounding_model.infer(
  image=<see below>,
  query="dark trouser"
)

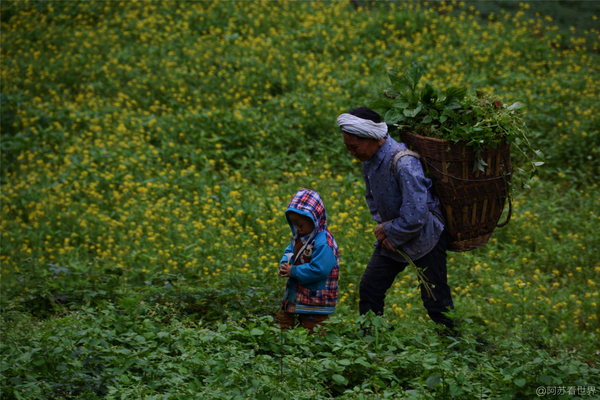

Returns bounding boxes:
[275,309,329,335]
[359,232,457,333]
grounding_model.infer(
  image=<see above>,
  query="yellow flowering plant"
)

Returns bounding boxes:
[370,62,545,178]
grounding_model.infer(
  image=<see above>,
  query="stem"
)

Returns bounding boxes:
[31,259,39,286]
[88,259,96,291]
[45,291,66,314]
[395,249,436,301]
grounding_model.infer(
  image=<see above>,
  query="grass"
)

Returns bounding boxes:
[1,1,599,399]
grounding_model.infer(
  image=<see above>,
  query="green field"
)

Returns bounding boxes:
[1,1,599,399]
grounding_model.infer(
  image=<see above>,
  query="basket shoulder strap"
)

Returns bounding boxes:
[391,149,421,175]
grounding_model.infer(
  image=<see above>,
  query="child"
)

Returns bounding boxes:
[276,188,340,333]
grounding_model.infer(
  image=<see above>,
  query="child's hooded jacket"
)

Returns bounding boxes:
[280,188,340,314]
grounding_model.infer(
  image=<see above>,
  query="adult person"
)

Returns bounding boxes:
[337,107,458,336]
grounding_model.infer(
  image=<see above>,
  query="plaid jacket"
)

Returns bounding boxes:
[280,189,340,314]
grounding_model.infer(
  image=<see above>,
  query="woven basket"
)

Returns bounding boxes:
[400,131,512,252]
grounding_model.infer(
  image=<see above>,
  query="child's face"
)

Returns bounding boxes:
[288,212,315,236]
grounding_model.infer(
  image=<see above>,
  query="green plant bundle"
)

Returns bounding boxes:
[370,62,545,176]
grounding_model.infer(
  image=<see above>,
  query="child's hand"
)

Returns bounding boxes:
[278,263,292,277]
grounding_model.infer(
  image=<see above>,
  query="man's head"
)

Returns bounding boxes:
[342,132,385,162]
[338,107,387,162]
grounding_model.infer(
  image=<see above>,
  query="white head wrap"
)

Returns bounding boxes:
[337,113,388,140]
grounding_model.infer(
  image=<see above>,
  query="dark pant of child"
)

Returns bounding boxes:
[359,231,458,336]
[276,309,329,334]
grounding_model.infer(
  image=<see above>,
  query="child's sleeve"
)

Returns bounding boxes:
[279,242,294,265]
[290,237,336,285]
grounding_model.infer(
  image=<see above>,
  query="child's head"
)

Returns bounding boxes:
[287,211,315,237]
[286,188,325,237]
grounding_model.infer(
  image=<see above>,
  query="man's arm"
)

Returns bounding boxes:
[381,156,431,249]
[364,167,382,223]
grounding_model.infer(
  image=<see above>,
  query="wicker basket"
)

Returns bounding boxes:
[400,131,512,252]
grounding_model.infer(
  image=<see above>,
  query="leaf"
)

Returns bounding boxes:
[384,108,405,124]
[442,106,455,116]
[338,359,351,366]
[445,86,467,102]
[355,357,371,367]
[387,70,412,93]
[407,62,425,90]
[539,374,552,385]
[422,115,433,124]
[250,328,264,336]
[421,84,437,106]
[514,378,527,387]
[439,87,465,111]
[403,104,423,118]
[326,332,341,343]
[392,97,410,109]
[48,264,71,275]
[190,357,202,365]
[374,379,387,388]
[507,101,523,111]
[445,97,462,110]
[368,97,393,116]
[426,374,441,388]
[384,355,397,363]
[383,87,400,99]
[410,91,420,107]
[363,336,376,344]
[464,315,487,326]
[332,374,348,385]
[449,382,462,395]
[473,157,489,173]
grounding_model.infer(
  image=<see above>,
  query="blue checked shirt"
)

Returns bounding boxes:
[363,135,446,261]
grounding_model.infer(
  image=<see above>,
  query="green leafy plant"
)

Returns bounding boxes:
[370,62,545,177]
[1,2,599,398]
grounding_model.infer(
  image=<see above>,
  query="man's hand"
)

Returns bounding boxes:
[374,224,387,244]
[375,224,396,252]
[381,238,396,252]
[278,263,292,277]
